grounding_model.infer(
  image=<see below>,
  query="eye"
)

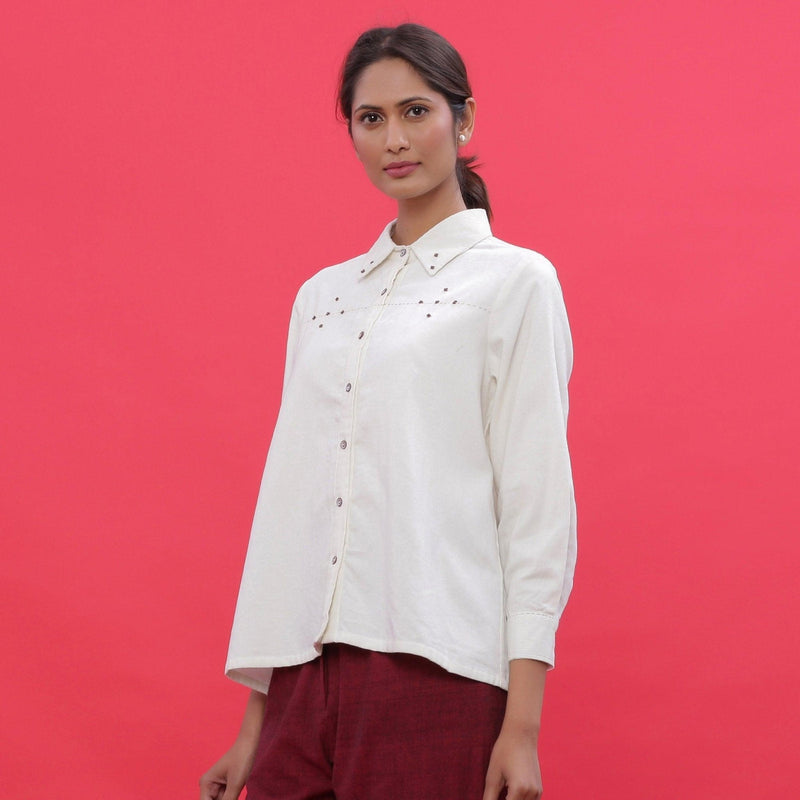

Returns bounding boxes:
[358,111,382,125]
[406,105,429,118]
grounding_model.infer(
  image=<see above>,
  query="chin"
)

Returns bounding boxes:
[377,181,429,202]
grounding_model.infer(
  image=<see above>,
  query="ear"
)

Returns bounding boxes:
[457,97,477,146]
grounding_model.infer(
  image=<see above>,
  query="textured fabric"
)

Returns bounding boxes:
[226,209,576,692]
[245,644,508,800]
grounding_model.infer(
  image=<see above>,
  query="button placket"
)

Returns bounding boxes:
[319,253,409,638]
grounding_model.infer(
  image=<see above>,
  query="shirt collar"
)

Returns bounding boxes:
[359,208,492,279]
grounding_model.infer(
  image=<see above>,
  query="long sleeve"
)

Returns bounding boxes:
[485,254,577,668]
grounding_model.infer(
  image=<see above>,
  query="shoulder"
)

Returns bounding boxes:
[475,235,563,305]
[291,251,367,307]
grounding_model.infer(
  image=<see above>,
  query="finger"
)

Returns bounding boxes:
[505,783,541,800]
[199,776,223,800]
[482,770,505,800]
[221,780,245,800]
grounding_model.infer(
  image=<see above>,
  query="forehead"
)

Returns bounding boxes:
[352,57,442,108]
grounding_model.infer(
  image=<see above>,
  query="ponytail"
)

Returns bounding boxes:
[456,155,491,219]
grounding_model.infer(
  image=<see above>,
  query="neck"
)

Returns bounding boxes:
[391,176,467,245]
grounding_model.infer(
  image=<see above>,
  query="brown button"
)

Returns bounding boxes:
[331,555,338,565]
[358,331,364,339]
[336,497,343,507]
[345,382,352,392]
[380,288,387,296]
[400,248,407,256]
[340,440,347,449]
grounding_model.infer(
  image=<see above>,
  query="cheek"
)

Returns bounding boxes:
[421,122,458,160]
[353,138,381,170]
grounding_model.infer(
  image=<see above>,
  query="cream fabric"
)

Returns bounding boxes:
[226,209,576,693]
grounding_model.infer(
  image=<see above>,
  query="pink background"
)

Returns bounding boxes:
[2,1,798,797]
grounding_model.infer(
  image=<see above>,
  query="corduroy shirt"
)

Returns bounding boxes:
[225,209,576,693]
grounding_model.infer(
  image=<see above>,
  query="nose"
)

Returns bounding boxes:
[384,118,409,154]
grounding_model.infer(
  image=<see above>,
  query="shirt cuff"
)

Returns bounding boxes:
[506,611,559,668]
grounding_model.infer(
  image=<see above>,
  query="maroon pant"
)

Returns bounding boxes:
[246,644,508,799]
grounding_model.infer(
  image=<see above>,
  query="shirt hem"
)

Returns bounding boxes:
[320,631,509,690]
[226,646,322,694]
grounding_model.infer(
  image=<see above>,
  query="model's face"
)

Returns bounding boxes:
[349,58,473,203]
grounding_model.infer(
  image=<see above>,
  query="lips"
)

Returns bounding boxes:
[384,161,420,178]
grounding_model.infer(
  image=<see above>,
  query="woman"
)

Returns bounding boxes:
[200,23,576,800]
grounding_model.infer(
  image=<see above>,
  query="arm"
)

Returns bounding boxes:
[482,659,546,800]
[483,258,577,799]
[199,690,267,800]
[206,288,305,797]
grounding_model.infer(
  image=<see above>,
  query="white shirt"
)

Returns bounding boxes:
[225,209,576,693]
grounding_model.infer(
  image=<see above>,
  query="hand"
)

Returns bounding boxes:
[482,722,543,800]
[199,736,259,800]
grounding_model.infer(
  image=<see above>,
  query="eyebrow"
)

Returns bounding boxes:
[353,96,434,113]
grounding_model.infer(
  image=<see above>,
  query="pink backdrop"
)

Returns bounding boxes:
[2,1,798,797]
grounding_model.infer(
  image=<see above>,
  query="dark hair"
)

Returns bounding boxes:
[337,24,491,219]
